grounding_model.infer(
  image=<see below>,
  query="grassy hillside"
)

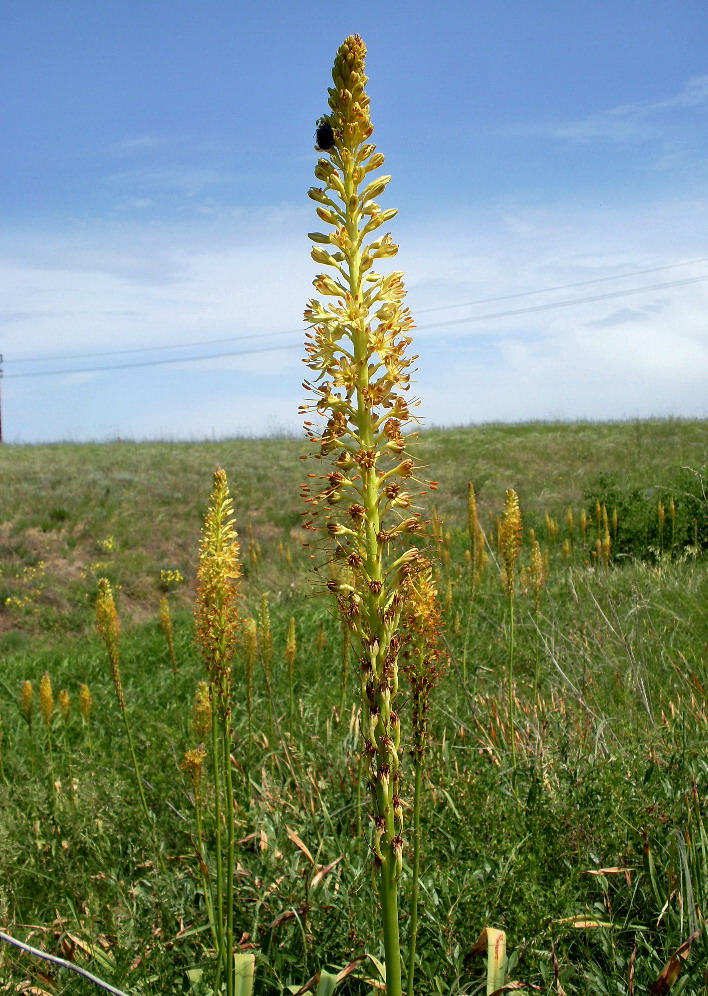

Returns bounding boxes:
[1,418,705,638]
[0,419,706,994]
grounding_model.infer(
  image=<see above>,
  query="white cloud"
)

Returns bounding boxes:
[1,194,707,441]
[112,135,171,155]
[549,74,708,143]
[650,75,708,111]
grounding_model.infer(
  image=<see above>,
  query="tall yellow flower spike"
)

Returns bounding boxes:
[78,683,93,724]
[181,744,207,792]
[500,489,523,770]
[286,615,297,717]
[192,680,212,742]
[402,560,447,758]
[529,536,545,611]
[302,35,436,996]
[39,672,54,729]
[58,689,71,723]
[20,680,34,727]
[193,467,243,996]
[195,467,241,715]
[400,557,447,996]
[500,489,523,596]
[96,578,124,710]
[242,616,257,733]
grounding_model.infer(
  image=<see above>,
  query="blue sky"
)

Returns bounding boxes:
[2,0,707,442]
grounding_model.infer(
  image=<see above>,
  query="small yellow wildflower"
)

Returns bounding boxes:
[194,468,241,714]
[20,680,34,726]
[96,578,124,710]
[78,683,93,723]
[39,672,54,729]
[58,689,71,722]
[500,490,523,596]
[181,744,207,791]
[192,681,212,742]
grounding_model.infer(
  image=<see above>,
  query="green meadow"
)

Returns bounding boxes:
[0,418,706,994]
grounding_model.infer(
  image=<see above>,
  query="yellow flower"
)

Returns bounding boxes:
[401,559,447,758]
[96,578,124,710]
[181,745,207,791]
[192,681,212,742]
[20,680,34,727]
[500,490,523,596]
[58,689,71,723]
[529,538,546,608]
[160,568,184,590]
[194,468,241,714]
[39,672,54,729]
[78,683,93,723]
[286,616,297,671]
[302,38,440,902]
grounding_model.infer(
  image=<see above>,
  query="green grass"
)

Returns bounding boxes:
[0,419,707,994]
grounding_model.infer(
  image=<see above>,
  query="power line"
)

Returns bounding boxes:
[414,256,708,315]
[416,274,708,332]
[5,256,708,366]
[4,342,300,379]
[6,325,303,365]
[3,272,708,381]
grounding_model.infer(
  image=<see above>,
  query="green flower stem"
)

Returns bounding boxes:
[195,470,243,995]
[194,786,218,953]
[507,590,516,771]
[356,752,363,839]
[210,707,225,990]
[532,606,541,702]
[45,726,56,815]
[345,151,403,996]
[406,757,423,996]
[305,36,424,996]
[380,852,403,996]
[339,620,350,715]
[121,703,166,874]
[223,717,236,996]
[122,709,150,822]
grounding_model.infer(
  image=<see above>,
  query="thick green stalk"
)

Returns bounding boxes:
[194,786,218,953]
[345,164,403,996]
[339,619,350,715]
[532,606,541,702]
[406,758,423,996]
[121,704,166,874]
[45,725,56,815]
[223,717,236,996]
[195,469,242,994]
[210,707,225,990]
[122,709,150,822]
[262,656,274,743]
[356,752,363,838]
[507,591,516,770]
[380,852,403,996]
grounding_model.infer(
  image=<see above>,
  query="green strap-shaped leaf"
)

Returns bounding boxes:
[316,970,340,996]
[233,952,255,996]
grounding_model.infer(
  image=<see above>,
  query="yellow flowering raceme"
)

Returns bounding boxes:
[20,680,34,727]
[302,34,438,996]
[194,468,241,715]
[39,672,54,730]
[78,683,93,724]
[96,578,124,710]
[500,489,523,596]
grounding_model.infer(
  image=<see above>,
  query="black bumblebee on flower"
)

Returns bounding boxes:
[315,117,335,151]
